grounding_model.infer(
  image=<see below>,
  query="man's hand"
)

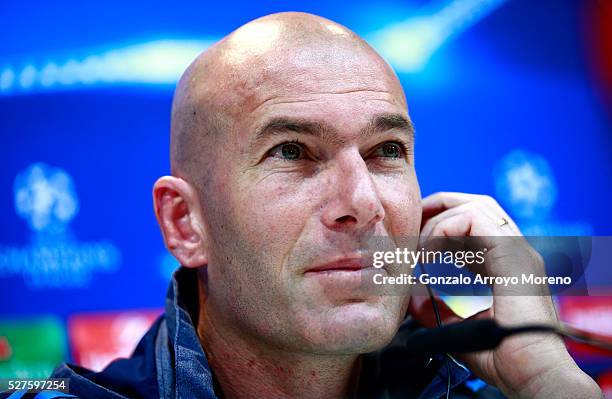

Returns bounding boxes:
[411,192,602,398]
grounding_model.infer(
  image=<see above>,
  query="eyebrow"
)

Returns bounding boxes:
[369,114,414,138]
[252,113,414,146]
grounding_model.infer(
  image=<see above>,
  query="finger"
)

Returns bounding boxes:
[421,192,483,221]
[466,306,494,321]
[422,202,521,243]
[420,202,499,239]
[425,211,484,240]
[421,192,508,234]
[423,213,479,253]
[419,210,469,243]
[468,195,521,235]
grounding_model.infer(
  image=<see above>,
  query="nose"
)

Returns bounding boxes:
[321,149,385,232]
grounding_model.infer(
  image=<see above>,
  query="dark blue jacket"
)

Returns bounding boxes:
[50,267,504,398]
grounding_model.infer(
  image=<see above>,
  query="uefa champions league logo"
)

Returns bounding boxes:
[494,150,591,235]
[0,163,121,288]
[494,150,557,221]
[14,163,79,235]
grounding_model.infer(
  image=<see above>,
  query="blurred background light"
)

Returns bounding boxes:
[0,0,512,94]
[369,0,508,72]
[0,39,214,95]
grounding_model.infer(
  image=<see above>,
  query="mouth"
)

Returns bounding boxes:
[304,257,370,274]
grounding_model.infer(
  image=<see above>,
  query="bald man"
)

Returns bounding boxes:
[51,12,602,399]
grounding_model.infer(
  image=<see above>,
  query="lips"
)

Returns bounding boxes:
[304,257,369,274]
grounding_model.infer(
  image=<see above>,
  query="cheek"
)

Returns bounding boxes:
[232,176,316,254]
[377,172,421,236]
[255,187,301,227]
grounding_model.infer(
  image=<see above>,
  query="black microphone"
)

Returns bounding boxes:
[400,319,557,355]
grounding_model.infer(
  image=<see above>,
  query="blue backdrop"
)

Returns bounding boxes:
[0,0,611,379]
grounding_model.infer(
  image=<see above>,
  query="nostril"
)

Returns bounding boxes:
[335,215,357,224]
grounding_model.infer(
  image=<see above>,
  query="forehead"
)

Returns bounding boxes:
[218,43,408,138]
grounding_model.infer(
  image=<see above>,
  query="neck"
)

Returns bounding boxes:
[196,281,362,399]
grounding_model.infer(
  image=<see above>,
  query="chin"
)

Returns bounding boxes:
[300,301,401,355]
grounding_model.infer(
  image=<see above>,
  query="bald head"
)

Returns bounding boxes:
[169,12,406,183]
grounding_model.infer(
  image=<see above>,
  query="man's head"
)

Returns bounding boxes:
[154,12,421,355]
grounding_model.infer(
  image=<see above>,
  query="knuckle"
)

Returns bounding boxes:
[433,191,451,202]
[480,194,498,206]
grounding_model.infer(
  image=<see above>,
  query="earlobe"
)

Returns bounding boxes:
[153,176,208,268]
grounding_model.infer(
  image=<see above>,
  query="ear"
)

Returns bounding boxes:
[153,176,208,268]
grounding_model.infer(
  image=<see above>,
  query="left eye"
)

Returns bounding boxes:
[268,142,305,161]
[375,142,404,159]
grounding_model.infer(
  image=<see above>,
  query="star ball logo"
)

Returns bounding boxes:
[493,150,592,236]
[0,163,121,288]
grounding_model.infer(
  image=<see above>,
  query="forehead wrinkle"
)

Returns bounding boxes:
[251,89,398,115]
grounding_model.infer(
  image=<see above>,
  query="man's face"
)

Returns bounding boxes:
[199,39,421,354]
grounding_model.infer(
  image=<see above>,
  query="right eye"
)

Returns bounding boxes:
[268,141,306,161]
